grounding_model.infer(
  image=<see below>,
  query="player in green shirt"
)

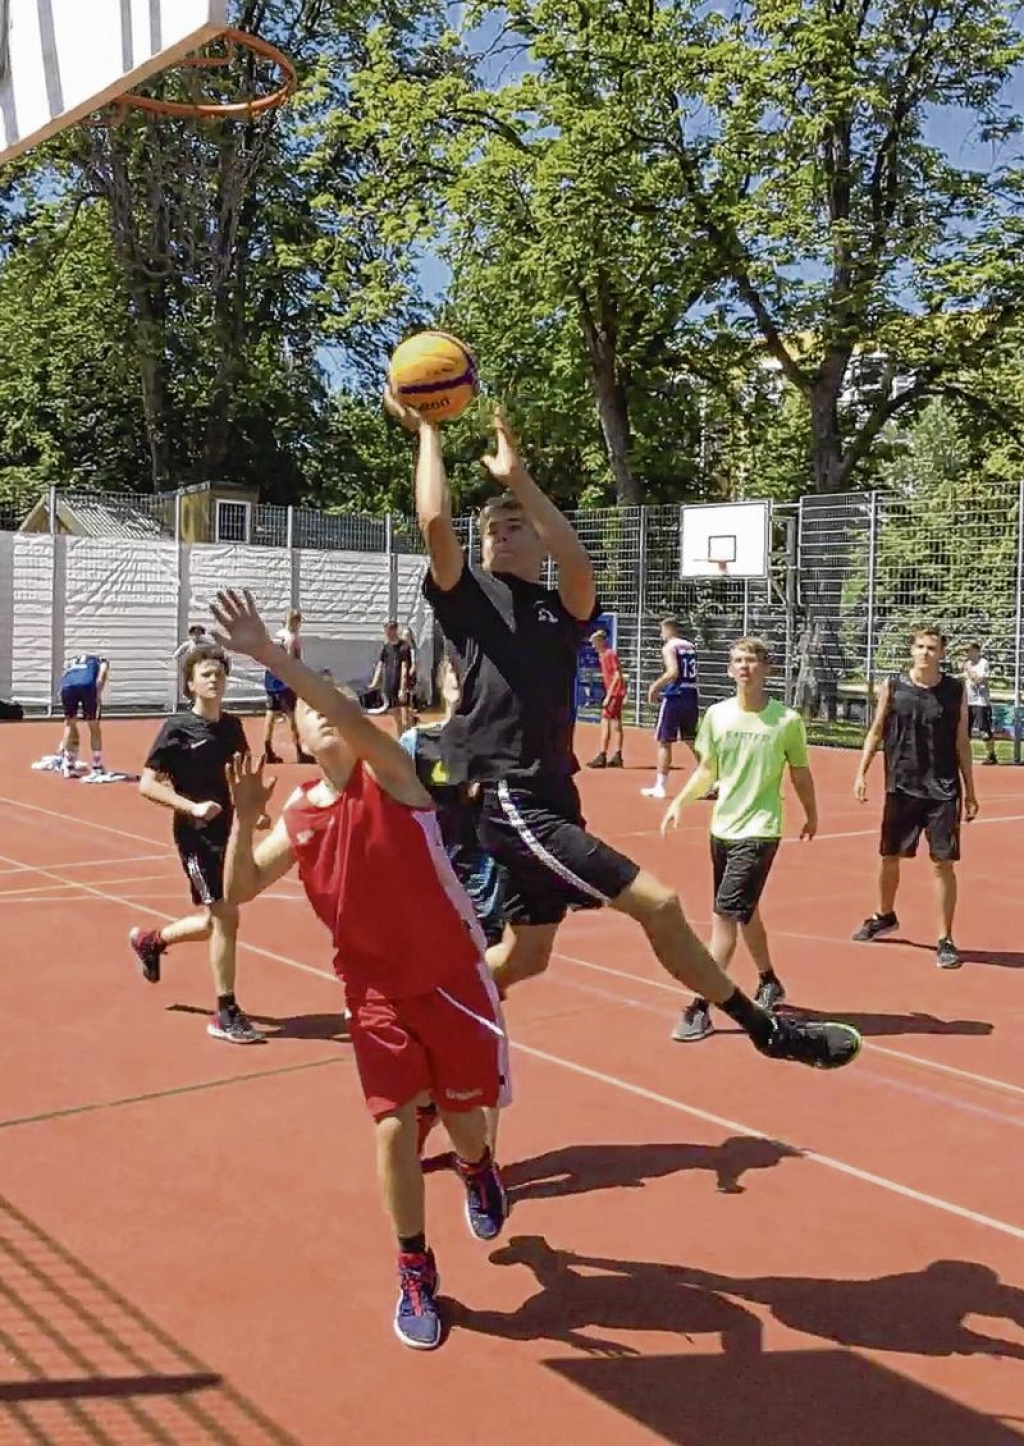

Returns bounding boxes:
[662,637,819,1043]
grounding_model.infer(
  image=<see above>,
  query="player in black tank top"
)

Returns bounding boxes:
[853,627,978,968]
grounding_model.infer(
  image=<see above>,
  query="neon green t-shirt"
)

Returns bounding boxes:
[696,696,809,841]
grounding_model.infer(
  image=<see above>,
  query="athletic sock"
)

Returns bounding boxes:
[719,988,774,1048]
[399,1232,427,1255]
[92,752,103,769]
[455,1147,493,1179]
[216,992,237,1014]
[656,772,668,789]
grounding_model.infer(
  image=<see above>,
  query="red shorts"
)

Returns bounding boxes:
[603,694,625,721]
[347,961,510,1120]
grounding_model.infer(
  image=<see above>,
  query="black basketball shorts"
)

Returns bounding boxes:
[880,791,961,863]
[478,777,640,927]
[174,823,229,906]
[710,836,780,924]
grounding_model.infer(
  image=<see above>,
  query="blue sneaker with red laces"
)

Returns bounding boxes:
[456,1151,508,1243]
[394,1250,441,1350]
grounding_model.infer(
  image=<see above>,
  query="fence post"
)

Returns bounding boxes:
[1014,478,1024,765]
[49,530,65,721]
[467,515,476,566]
[48,484,57,536]
[286,505,294,552]
[783,514,797,705]
[742,578,750,637]
[864,491,879,705]
[385,513,399,621]
[633,506,648,726]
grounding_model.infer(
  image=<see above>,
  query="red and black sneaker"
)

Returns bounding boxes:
[129,928,165,984]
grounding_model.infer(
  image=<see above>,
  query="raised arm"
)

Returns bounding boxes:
[385,386,464,592]
[211,590,430,807]
[224,754,296,904]
[483,409,595,621]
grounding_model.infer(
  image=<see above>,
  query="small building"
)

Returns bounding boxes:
[19,481,261,544]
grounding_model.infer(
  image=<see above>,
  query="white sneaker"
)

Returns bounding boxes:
[641,785,667,799]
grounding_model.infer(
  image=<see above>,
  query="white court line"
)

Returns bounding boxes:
[612,812,1024,842]
[3,840,1024,1243]
[0,853,172,878]
[0,795,165,848]
[511,1043,1024,1244]
[552,950,1024,1103]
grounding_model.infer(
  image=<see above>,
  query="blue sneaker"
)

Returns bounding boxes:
[457,1153,508,1242]
[394,1250,441,1350]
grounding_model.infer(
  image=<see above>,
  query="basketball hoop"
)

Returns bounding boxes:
[108,28,296,123]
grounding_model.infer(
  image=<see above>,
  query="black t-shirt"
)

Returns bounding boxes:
[423,563,596,786]
[379,641,411,692]
[883,673,963,800]
[145,710,248,837]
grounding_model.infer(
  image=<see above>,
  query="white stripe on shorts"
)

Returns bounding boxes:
[496,779,610,904]
[436,959,513,1108]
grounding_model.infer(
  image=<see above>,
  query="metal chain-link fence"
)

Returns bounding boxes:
[11,481,1024,749]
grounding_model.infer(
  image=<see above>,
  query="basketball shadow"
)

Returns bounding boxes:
[503,1136,802,1202]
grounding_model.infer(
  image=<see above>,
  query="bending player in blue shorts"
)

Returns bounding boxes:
[58,652,109,777]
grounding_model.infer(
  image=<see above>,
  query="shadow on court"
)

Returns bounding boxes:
[0,1193,299,1443]
[874,938,1024,970]
[786,1005,994,1037]
[504,1136,802,1202]
[452,1238,1024,1444]
[167,1002,349,1042]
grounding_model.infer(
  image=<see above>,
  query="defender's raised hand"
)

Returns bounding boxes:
[226,751,276,825]
[481,407,525,487]
[210,589,273,662]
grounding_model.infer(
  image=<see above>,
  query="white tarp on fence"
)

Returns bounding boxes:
[0,534,433,713]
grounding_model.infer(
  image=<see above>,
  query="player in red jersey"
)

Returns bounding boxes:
[586,627,626,769]
[214,588,508,1353]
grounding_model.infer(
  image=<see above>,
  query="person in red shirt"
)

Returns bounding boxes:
[214,588,508,1354]
[586,627,626,769]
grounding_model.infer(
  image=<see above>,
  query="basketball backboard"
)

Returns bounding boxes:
[679,500,770,580]
[0,0,228,164]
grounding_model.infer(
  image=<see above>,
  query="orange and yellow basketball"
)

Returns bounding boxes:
[388,331,478,422]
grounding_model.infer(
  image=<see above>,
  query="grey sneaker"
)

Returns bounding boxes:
[936,937,961,970]
[852,912,899,942]
[754,975,786,1012]
[208,1006,265,1044]
[672,998,713,1042]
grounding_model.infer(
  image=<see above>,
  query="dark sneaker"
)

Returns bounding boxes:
[936,937,961,970]
[852,912,898,942]
[983,755,998,766]
[607,753,624,768]
[262,748,283,764]
[129,927,164,984]
[586,754,607,769]
[757,1016,861,1070]
[394,1250,441,1350]
[207,1006,264,1044]
[672,998,713,1042]
[754,975,786,1012]
[296,749,315,764]
[457,1153,508,1242]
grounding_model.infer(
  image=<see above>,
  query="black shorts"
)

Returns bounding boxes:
[968,704,993,739]
[880,791,961,862]
[61,684,100,721]
[175,824,229,906]
[477,777,640,927]
[711,837,780,924]
[656,694,699,744]
[266,687,296,714]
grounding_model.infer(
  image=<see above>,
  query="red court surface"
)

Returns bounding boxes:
[3,717,1024,1444]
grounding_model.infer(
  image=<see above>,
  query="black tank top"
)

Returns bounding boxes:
[883,673,963,800]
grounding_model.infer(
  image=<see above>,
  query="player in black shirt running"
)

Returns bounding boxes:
[388,387,860,1076]
[130,645,263,1043]
[853,626,978,968]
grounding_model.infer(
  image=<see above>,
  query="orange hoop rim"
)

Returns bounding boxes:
[114,28,296,120]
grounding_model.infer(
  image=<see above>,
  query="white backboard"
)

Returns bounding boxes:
[680,500,770,580]
[0,0,228,163]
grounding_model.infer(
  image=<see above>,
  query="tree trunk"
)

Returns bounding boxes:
[577,293,642,506]
[807,353,851,493]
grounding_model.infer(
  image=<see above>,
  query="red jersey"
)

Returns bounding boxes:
[600,649,625,698]
[283,764,484,998]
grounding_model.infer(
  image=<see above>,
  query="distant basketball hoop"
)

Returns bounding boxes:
[680,501,770,581]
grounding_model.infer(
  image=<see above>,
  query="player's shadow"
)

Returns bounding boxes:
[875,938,1024,969]
[786,1006,993,1038]
[452,1239,1024,1364]
[504,1135,802,1202]
[447,1235,764,1358]
[167,1004,349,1043]
[669,1257,1024,1359]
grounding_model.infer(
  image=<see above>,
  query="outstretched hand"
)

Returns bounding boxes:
[226,751,276,824]
[210,588,272,662]
[384,383,426,436]
[481,407,525,487]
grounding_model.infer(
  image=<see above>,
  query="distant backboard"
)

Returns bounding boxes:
[680,500,770,580]
[0,0,228,164]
